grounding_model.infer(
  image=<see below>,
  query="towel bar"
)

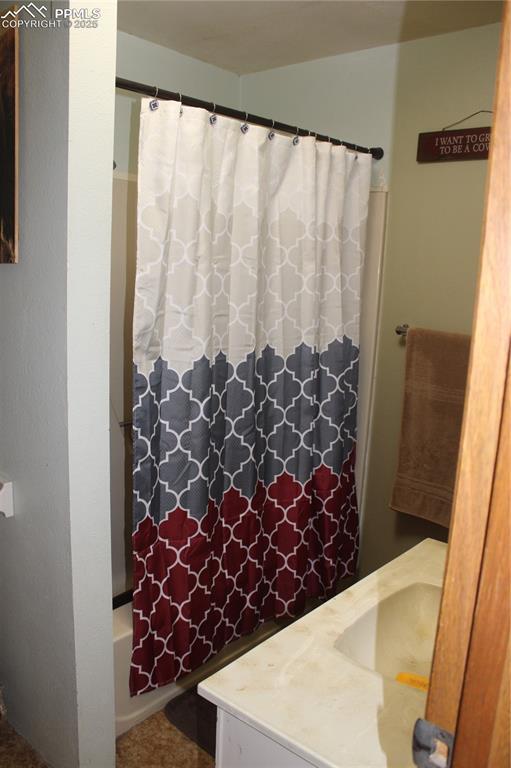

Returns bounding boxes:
[395,324,409,338]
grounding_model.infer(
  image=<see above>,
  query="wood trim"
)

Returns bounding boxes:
[488,642,510,766]
[452,352,510,767]
[426,2,511,734]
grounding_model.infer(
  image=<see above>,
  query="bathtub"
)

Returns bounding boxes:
[113,601,281,736]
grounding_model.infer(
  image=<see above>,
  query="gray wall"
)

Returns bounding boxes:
[0,26,79,768]
[0,4,117,766]
[241,42,398,187]
[115,31,240,175]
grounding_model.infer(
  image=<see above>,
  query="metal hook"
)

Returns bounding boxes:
[178,92,183,116]
[268,118,275,141]
[209,103,217,125]
[241,112,249,134]
[293,126,300,146]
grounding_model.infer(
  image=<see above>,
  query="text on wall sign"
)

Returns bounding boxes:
[417,127,491,163]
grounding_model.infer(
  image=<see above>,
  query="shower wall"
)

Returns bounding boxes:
[110,176,137,596]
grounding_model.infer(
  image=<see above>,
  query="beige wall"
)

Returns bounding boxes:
[358,23,501,575]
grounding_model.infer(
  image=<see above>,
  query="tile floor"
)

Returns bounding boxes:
[0,711,214,768]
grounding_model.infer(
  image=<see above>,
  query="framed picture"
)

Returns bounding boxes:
[0,14,18,264]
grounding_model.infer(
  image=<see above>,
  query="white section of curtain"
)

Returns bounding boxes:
[134,99,371,377]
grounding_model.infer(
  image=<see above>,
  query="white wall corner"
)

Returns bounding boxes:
[67,1,118,765]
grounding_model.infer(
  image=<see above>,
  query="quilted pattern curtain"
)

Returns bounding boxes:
[130,99,372,695]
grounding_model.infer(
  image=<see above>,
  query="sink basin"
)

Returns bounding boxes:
[199,540,447,768]
[336,582,442,682]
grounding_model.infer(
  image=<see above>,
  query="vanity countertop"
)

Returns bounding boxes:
[198,538,447,768]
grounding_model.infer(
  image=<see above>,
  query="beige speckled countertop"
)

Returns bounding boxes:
[199,539,447,768]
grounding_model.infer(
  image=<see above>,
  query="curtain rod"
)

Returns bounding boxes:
[116,77,384,160]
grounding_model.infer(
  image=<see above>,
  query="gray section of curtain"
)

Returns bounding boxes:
[133,338,359,526]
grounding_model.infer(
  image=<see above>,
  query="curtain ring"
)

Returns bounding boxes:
[268,119,275,140]
[293,126,300,146]
[241,111,249,134]
[210,103,217,125]
[149,86,159,111]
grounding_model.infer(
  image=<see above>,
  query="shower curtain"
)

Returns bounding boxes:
[130,99,372,695]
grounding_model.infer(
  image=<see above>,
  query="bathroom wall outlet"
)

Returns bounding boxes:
[0,476,14,518]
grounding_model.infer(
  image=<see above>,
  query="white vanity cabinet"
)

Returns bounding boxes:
[215,708,316,768]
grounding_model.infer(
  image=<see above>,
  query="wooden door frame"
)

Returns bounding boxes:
[426,0,511,752]
[453,353,510,766]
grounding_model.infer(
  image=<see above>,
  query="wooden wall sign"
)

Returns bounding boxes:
[0,15,19,263]
[417,127,491,163]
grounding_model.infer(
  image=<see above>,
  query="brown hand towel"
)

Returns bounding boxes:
[390,328,471,528]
